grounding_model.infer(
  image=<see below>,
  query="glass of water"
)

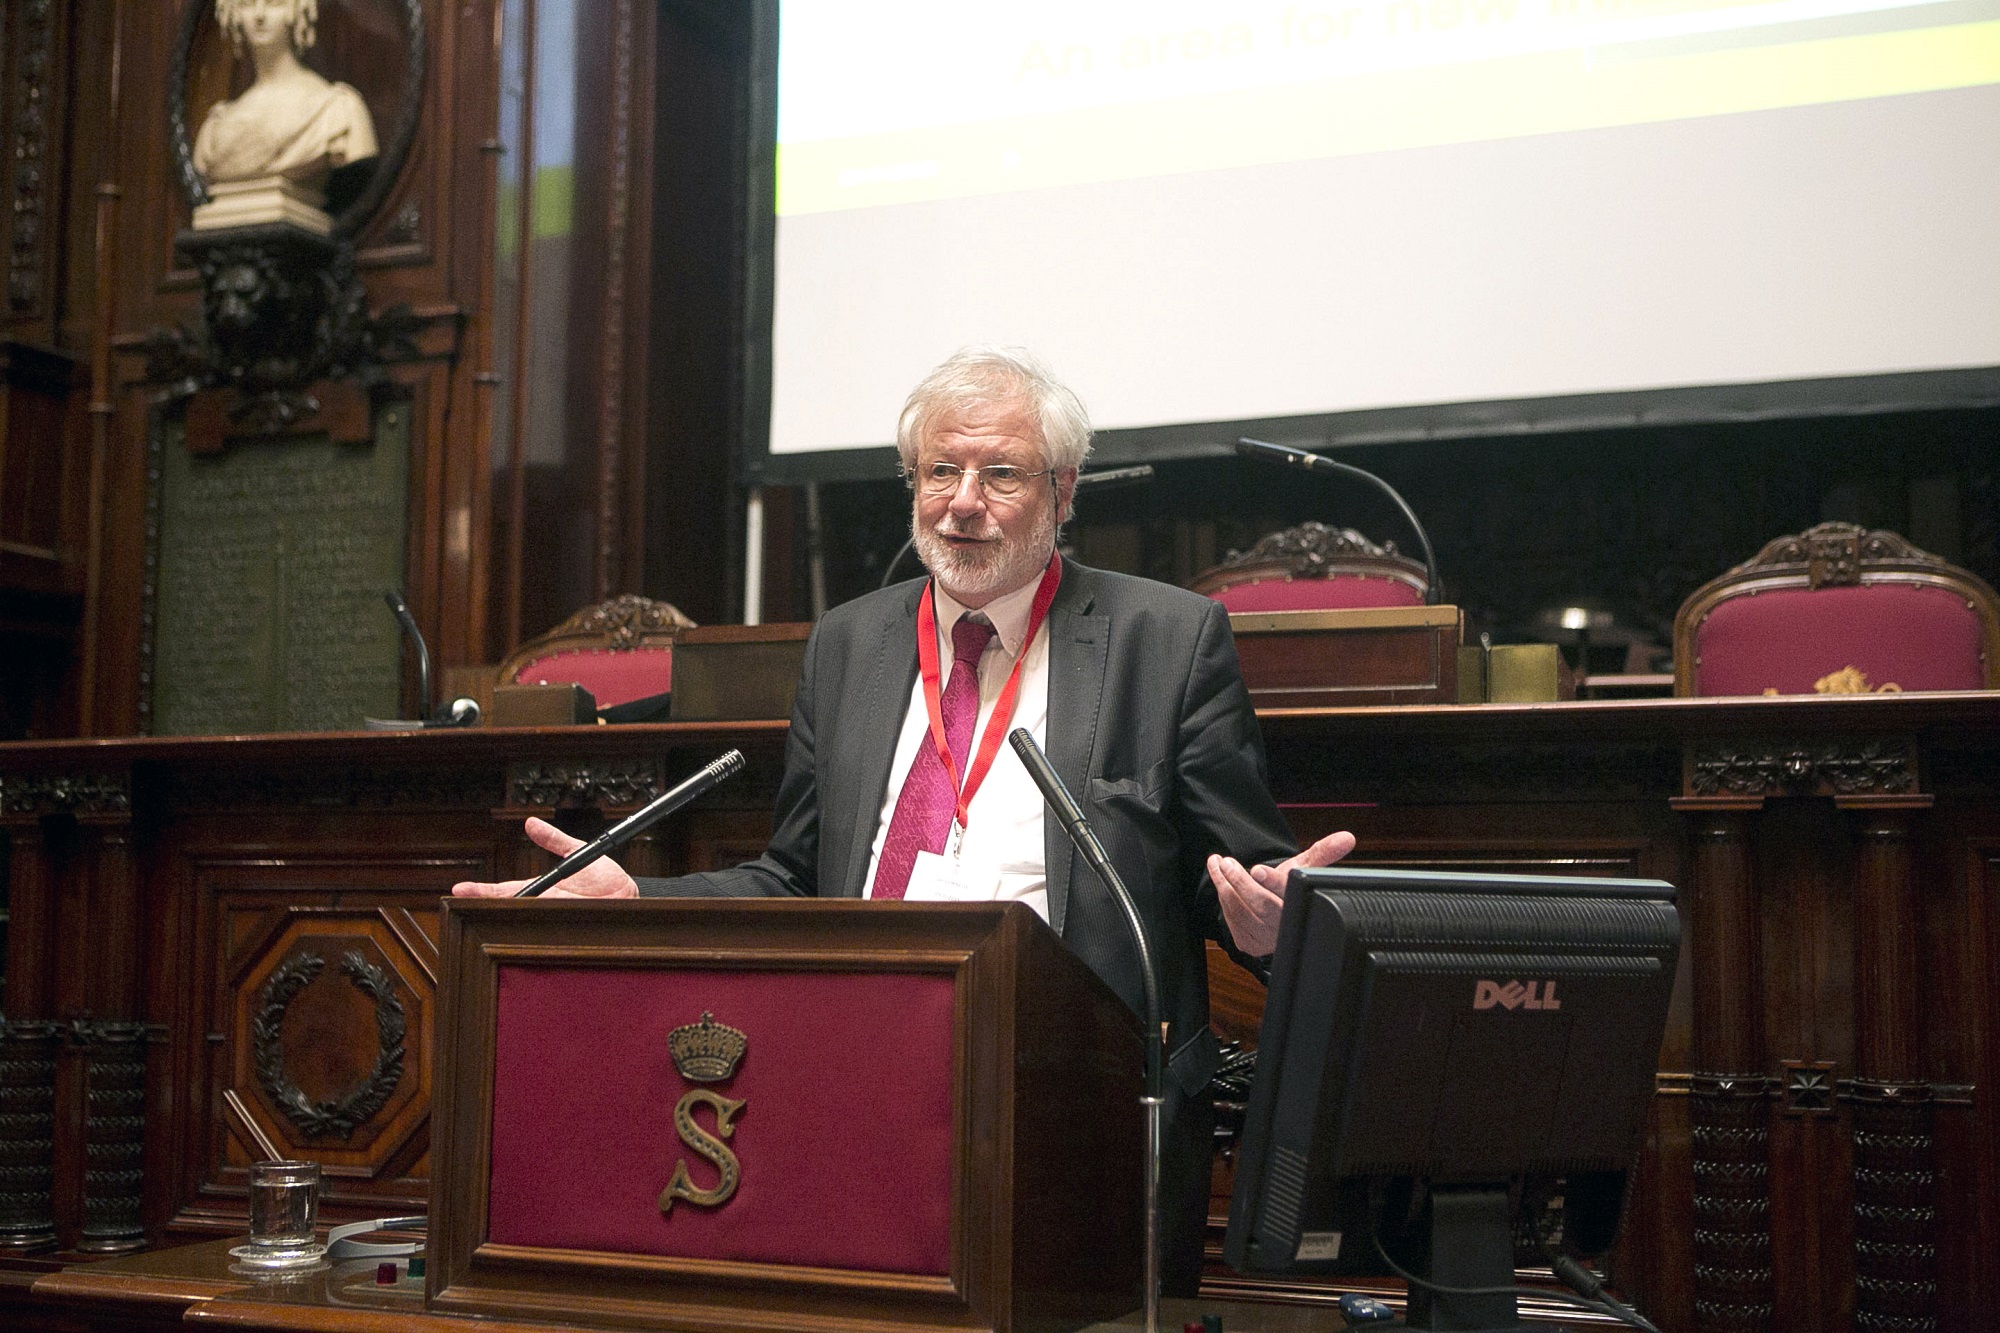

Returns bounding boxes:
[232,1159,324,1268]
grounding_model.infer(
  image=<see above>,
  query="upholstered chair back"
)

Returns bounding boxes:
[1673,523,2000,696]
[1190,522,1428,612]
[496,595,697,708]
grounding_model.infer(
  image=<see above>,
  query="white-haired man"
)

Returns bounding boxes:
[456,347,1354,1291]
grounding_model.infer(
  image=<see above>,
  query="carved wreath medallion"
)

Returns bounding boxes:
[252,950,405,1140]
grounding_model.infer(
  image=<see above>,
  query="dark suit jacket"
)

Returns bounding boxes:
[638,559,1297,1096]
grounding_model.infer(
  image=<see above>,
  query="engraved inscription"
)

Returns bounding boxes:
[150,409,409,735]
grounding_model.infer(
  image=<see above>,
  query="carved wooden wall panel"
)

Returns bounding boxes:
[158,836,471,1236]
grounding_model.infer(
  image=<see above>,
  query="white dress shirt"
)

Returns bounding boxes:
[861,573,1053,920]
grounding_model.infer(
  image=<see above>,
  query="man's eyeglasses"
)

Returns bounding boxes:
[904,461,1055,500]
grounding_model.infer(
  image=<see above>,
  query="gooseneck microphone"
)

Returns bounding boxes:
[514,750,747,898]
[1232,438,1441,605]
[384,589,433,713]
[371,590,480,728]
[1008,728,1166,1332]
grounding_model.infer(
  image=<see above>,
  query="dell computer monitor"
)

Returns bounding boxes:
[1224,866,1680,1330]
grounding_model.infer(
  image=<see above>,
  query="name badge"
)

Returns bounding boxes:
[903,849,999,902]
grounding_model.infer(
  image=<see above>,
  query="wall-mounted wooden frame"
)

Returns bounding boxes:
[430,898,1145,1333]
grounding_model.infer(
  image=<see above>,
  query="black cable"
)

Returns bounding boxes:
[1547,1251,1662,1333]
[1366,1223,1660,1331]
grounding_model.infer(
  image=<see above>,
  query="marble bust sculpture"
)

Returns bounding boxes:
[192,0,378,196]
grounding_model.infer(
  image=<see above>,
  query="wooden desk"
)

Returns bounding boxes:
[1,693,1994,1332]
[25,1238,1357,1332]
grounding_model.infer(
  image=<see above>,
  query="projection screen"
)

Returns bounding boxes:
[753,0,2000,478]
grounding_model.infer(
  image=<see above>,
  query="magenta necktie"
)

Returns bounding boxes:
[872,615,997,900]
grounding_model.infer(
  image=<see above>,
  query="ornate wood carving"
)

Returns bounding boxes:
[73,1020,152,1253]
[0,772,132,817]
[144,230,426,430]
[6,0,56,312]
[539,594,697,651]
[1689,1074,1776,1332]
[1190,520,1430,601]
[1732,523,1943,590]
[252,950,406,1141]
[138,406,167,735]
[1224,520,1406,567]
[1843,1093,1938,1332]
[383,199,421,246]
[1686,738,1918,800]
[507,758,665,810]
[169,764,501,811]
[0,1019,60,1250]
[1779,1059,1837,1116]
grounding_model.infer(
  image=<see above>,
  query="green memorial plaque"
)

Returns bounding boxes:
[150,405,410,735]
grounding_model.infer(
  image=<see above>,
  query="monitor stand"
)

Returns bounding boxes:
[1401,1186,1563,1333]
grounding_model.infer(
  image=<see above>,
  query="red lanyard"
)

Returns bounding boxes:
[914,554,1063,834]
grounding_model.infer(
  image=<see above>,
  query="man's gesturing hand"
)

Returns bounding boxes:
[449,817,641,899]
[1208,829,1357,958]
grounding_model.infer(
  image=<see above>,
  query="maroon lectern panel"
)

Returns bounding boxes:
[490,965,954,1273]
[430,899,1144,1333]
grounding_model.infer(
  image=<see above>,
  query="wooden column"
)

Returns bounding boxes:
[0,812,60,1252]
[1,811,55,1018]
[1674,799,1776,1333]
[1837,799,1937,1333]
[73,811,147,1254]
[0,1018,60,1251]
[0,770,140,1253]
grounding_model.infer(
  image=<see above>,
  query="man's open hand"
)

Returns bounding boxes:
[1208,829,1357,957]
[450,817,641,899]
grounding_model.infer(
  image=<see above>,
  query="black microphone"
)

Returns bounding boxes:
[1006,729,1162,1093]
[878,463,1158,589]
[374,590,481,728]
[384,590,433,715]
[514,750,747,898]
[1232,438,1441,605]
[1009,728,1168,1321]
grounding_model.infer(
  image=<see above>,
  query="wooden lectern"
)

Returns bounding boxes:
[430,898,1145,1333]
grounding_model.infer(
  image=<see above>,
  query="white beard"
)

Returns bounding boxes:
[911,497,1058,605]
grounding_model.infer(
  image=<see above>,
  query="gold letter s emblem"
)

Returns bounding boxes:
[659,1088,745,1213]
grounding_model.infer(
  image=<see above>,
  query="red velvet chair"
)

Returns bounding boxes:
[1673,522,2000,697]
[1188,521,1428,611]
[496,594,697,708]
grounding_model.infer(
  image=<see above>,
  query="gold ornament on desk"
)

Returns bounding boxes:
[660,1012,748,1214]
[1763,667,1905,696]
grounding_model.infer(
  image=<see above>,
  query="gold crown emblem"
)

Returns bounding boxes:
[667,1011,747,1083]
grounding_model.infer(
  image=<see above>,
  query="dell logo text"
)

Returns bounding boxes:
[1473,979,1561,1011]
